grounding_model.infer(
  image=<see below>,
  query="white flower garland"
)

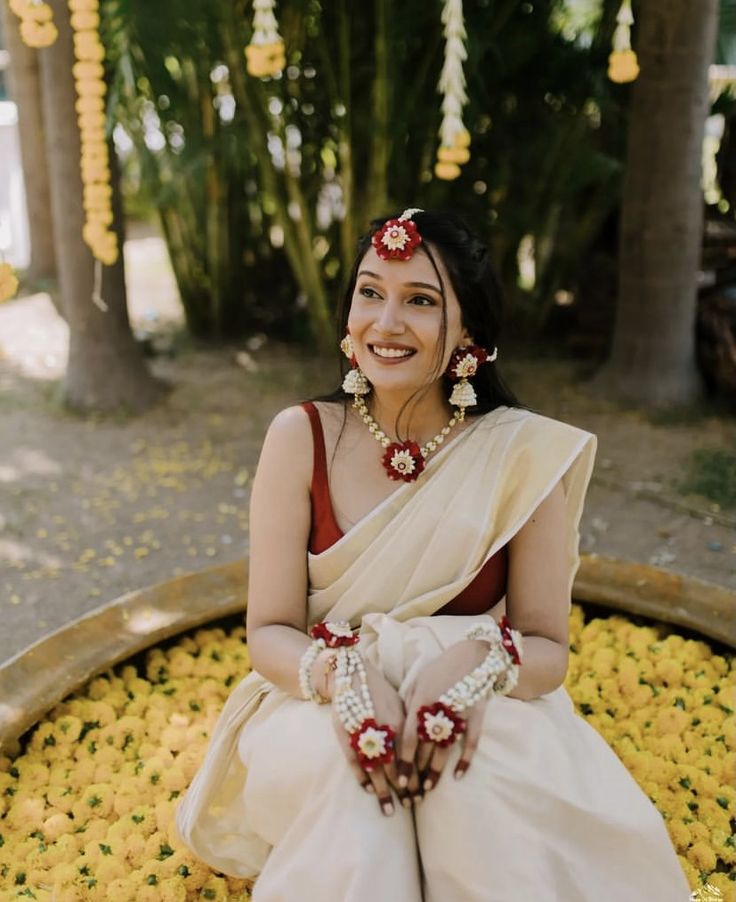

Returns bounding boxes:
[609,0,639,84]
[245,0,286,79]
[435,0,471,181]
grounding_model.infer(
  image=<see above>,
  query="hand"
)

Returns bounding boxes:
[398,639,490,796]
[328,656,414,815]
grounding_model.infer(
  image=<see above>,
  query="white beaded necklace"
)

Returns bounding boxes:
[352,394,465,483]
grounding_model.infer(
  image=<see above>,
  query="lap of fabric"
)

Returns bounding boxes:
[237,686,690,902]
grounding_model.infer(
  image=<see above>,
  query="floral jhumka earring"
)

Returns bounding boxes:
[342,209,498,483]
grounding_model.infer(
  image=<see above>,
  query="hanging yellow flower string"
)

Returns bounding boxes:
[608,0,639,84]
[244,0,286,79]
[435,0,471,181]
[7,0,58,49]
[0,261,19,303]
[69,0,118,271]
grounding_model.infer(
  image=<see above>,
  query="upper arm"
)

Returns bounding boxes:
[506,479,570,648]
[246,405,313,636]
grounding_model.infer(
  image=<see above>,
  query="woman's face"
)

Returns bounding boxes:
[347,245,470,397]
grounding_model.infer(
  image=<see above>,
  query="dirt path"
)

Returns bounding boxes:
[1,230,734,665]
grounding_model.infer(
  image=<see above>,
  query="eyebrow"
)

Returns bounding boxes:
[357,270,442,294]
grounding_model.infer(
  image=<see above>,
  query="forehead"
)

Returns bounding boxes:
[357,245,452,293]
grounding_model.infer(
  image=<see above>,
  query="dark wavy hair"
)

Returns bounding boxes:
[312,209,526,430]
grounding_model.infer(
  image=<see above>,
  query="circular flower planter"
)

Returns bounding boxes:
[0,556,734,900]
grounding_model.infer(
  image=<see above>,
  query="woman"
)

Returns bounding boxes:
[175,210,690,901]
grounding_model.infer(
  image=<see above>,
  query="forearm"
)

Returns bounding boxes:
[506,635,568,701]
[247,623,312,700]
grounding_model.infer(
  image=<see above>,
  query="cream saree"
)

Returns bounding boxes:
[175,406,690,901]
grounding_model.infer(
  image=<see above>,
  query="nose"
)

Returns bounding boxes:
[374,297,405,335]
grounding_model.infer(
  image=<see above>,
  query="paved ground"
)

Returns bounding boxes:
[1,228,734,665]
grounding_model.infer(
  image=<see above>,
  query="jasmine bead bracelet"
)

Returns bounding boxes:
[416,615,523,746]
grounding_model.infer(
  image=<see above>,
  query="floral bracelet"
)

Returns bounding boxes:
[416,615,524,746]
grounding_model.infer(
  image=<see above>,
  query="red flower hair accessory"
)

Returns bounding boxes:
[445,344,489,381]
[498,615,522,665]
[382,441,425,482]
[416,701,466,747]
[371,209,423,261]
[349,719,396,770]
[309,621,359,648]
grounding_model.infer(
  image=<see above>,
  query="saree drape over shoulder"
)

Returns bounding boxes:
[175,406,690,901]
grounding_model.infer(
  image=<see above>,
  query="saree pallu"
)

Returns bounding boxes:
[175,406,691,901]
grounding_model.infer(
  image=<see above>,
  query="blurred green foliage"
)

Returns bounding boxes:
[102,0,631,344]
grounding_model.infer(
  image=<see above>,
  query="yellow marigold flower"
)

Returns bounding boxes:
[71,782,114,821]
[434,161,462,181]
[655,658,684,687]
[654,706,689,736]
[667,820,690,850]
[608,49,639,83]
[70,10,100,29]
[5,796,46,831]
[437,145,471,165]
[19,19,58,47]
[0,262,19,303]
[687,840,716,872]
[15,760,49,790]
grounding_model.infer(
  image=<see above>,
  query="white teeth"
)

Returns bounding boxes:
[372,346,414,358]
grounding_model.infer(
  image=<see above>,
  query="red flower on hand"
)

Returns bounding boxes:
[498,615,522,665]
[350,719,396,770]
[445,344,489,381]
[372,219,422,261]
[416,701,466,747]
[309,621,359,648]
[381,441,425,482]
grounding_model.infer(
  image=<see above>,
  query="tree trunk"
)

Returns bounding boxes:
[37,0,164,414]
[590,0,718,407]
[0,2,57,293]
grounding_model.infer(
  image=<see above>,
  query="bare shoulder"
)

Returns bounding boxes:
[257,404,313,488]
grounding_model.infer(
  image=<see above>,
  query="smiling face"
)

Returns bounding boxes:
[346,245,471,400]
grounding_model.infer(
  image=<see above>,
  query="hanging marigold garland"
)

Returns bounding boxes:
[68,0,118,266]
[435,0,471,181]
[244,0,286,79]
[7,0,58,48]
[608,0,639,84]
[0,261,19,303]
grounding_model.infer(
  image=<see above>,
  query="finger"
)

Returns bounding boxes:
[396,714,419,792]
[454,705,484,780]
[368,767,395,816]
[416,739,434,774]
[422,744,451,792]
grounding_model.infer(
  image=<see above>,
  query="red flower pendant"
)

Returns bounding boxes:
[381,441,425,482]
[416,701,466,747]
[350,719,396,770]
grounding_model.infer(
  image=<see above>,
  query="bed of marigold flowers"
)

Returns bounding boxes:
[0,604,734,900]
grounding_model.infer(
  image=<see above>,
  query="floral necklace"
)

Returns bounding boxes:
[352,395,465,482]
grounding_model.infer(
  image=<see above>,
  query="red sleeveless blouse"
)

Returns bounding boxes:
[302,402,507,616]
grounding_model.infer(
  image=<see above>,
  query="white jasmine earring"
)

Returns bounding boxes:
[340,334,371,396]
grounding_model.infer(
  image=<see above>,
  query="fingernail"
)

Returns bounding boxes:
[365,783,375,794]
[413,794,422,805]
[382,802,394,816]
[423,779,433,791]
[398,775,408,788]
[401,797,411,808]
[454,768,466,780]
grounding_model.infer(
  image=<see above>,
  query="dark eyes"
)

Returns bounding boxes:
[358,286,435,306]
